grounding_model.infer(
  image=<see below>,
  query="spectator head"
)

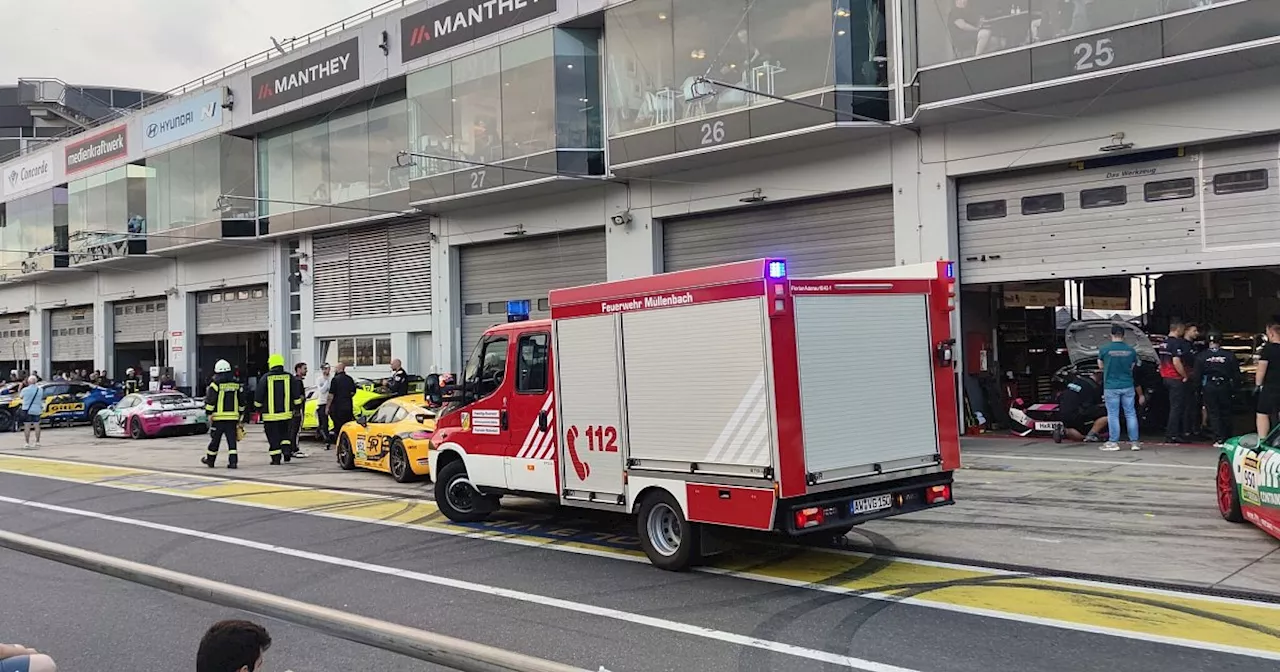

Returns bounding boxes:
[26,375,37,385]
[321,362,331,375]
[1185,323,1201,340]
[1267,324,1280,342]
[294,362,308,376]
[1169,321,1186,337]
[196,619,271,672]
[1110,323,1127,340]
[1208,330,1224,348]
[335,362,347,373]
[391,358,402,371]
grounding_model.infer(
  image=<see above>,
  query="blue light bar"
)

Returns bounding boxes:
[507,299,531,323]
[945,262,955,279]
[767,260,787,279]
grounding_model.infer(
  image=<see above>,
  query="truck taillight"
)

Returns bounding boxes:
[925,485,951,505]
[794,507,824,529]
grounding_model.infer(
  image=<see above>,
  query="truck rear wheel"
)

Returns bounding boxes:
[638,491,702,572]
[435,459,493,523]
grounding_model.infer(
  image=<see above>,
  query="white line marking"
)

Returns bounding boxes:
[3,457,1280,660]
[0,494,919,672]
[965,453,1215,471]
[1021,537,1063,544]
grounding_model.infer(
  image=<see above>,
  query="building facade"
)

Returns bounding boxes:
[0,0,1277,399]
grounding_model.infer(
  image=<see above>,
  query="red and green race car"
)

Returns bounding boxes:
[1218,431,1280,539]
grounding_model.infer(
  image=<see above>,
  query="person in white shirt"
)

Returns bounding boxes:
[314,363,334,450]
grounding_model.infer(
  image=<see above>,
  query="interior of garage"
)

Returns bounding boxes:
[962,267,1278,436]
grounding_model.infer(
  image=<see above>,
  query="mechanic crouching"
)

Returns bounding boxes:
[255,354,304,465]
[1195,330,1242,448]
[1052,370,1109,444]
[203,359,244,469]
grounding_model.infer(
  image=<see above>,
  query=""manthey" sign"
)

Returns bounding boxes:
[65,126,128,174]
[251,38,361,114]
[401,0,556,63]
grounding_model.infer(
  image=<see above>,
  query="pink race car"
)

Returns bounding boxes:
[92,391,210,439]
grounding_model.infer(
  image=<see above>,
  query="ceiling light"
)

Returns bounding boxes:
[566,63,574,69]
[837,30,846,36]
[657,12,667,20]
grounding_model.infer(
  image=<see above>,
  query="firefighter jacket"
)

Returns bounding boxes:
[205,373,245,422]
[255,366,303,421]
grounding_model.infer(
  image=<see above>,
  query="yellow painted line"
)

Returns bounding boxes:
[2,454,1278,658]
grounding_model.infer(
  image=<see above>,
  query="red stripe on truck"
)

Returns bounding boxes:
[685,483,775,530]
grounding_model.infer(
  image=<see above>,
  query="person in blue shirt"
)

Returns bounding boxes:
[17,377,45,450]
[1098,323,1143,452]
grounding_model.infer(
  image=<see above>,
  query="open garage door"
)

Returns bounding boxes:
[662,191,895,275]
[459,229,606,354]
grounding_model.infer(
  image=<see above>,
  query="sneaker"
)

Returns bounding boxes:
[22,442,30,450]
[1100,442,1121,452]
[293,450,310,458]
[1212,441,1227,449]
[1083,434,1101,443]
[1129,442,1143,451]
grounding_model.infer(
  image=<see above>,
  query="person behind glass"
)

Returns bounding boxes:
[1254,323,1280,439]
[289,361,310,459]
[1195,330,1241,448]
[949,0,992,58]
[1155,321,1191,443]
[1182,323,1206,437]
[0,643,57,672]
[203,359,243,469]
[1099,323,1143,451]
[314,362,333,450]
[196,620,271,672]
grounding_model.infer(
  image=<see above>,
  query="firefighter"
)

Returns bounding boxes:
[123,368,143,394]
[202,359,244,469]
[1194,331,1242,448]
[255,353,303,465]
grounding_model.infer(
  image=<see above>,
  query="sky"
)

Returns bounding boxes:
[0,0,383,92]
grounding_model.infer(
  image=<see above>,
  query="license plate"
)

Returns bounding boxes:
[1035,421,1062,431]
[851,494,893,515]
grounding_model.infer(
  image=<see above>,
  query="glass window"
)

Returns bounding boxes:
[1081,186,1127,209]
[356,337,374,366]
[1213,169,1269,195]
[408,64,457,179]
[167,142,196,228]
[260,131,296,216]
[501,32,556,160]
[836,0,887,87]
[754,0,840,93]
[219,135,258,220]
[197,293,209,304]
[104,167,128,234]
[965,200,1006,221]
[555,28,604,151]
[338,338,355,363]
[1021,193,1064,215]
[290,295,301,311]
[192,136,221,222]
[371,401,401,424]
[125,305,135,315]
[673,0,752,122]
[1144,178,1196,202]
[463,303,483,316]
[368,98,410,195]
[375,338,392,366]
[516,333,549,393]
[469,336,509,399]
[606,0,675,134]
[293,121,331,206]
[145,303,155,312]
[290,314,301,331]
[290,333,301,349]
[537,298,550,311]
[147,151,171,230]
[210,293,221,303]
[237,290,249,300]
[452,48,504,166]
[328,108,369,205]
[487,301,506,314]
[252,288,265,298]
[114,306,123,316]
[223,292,235,301]
[157,302,165,312]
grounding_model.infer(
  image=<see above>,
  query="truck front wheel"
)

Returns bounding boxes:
[435,460,494,523]
[638,491,702,571]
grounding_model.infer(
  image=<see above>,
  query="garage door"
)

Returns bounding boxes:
[313,219,432,320]
[0,313,30,362]
[662,191,895,275]
[50,306,94,362]
[196,285,269,335]
[113,298,168,344]
[459,229,606,353]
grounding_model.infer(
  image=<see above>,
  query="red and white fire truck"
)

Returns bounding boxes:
[427,258,961,570]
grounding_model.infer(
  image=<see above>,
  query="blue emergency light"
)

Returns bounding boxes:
[507,299,531,323]
[945,261,955,279]
[767,260,787,279]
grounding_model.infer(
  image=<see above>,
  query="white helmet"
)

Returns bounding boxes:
[214,359,232,373]
[126,367,135,376]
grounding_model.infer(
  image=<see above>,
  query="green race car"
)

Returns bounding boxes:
[1217,431,1280,541]
[301,377,425,438]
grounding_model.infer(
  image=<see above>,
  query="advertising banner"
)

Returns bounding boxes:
[2,151,54,197]
[251,38,361,114]
[401,0,556,63]
[65,126,128,175]
[142,88,224,151]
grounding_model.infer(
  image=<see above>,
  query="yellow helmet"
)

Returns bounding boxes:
[268,353,285,369]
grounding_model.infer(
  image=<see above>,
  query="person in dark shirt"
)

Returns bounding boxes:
[948,0,992,58]
[1194,331,1241,447]
[1155,322,1191,442]
[1255,323,1280,439]
[1183,323,1205,437]
[1052,371,1108,443]
[386,359,409,396]
[327,362,358,435]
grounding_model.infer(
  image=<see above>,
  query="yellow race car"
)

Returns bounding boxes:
[302,376,426,438]
[335,393,436,483]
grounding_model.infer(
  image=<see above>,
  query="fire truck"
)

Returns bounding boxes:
[427,258,961,570]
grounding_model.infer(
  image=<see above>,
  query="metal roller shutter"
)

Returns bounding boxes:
[196,285,269,335]
[459,229,607,352]
[662,191,895,275]
[0,313,30,362]
[113,298,168,344]
[50,306,94,362]
[312,219,432,321]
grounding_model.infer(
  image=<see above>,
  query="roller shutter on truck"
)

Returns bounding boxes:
[50,306,94,362]
[662,191,895,275]
[459,229,606,354]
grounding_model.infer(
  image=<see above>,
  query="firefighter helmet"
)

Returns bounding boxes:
[268,353,286,369]
[214,359,232,373]
[126,367,135,376]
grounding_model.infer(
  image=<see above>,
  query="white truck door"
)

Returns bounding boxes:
[554,313,627,505]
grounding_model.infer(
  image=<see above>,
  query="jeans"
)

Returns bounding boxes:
[1164,378,1188,438]
[316,404,330,444]
[1104,387,1140,442]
